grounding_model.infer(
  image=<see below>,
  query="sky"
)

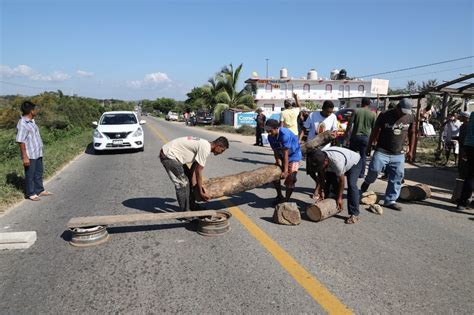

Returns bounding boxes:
[0,0,473,100]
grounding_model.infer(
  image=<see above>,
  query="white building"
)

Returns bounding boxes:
[245,68,389,113]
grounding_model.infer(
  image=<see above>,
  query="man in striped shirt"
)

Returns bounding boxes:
[16,101,53,201]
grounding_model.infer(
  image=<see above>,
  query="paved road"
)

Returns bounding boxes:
[0,116,473,314]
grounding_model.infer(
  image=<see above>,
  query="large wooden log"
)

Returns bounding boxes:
[300,131,336,156]
[197,165,282,201]
[399,184,431,201]
[273,202,301,225]
[306,199,341,222]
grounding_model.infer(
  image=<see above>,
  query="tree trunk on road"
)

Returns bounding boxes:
[306,199,341,222]
[301,131,336,156]
[196,165,282,201]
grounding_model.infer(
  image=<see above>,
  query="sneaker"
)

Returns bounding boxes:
[384,203,402,211]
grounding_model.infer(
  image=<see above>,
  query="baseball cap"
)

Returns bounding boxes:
[397,98,412,115]
[459,111,470,118]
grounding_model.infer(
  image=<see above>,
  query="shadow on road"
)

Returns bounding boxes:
[241,150,273,156]
[122,197,180,213]
[107,222,196,234]
[84,142,141,155]
[404,165,457,192]
[227,157,274,165]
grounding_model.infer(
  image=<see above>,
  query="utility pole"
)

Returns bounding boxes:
[265,58,269,78]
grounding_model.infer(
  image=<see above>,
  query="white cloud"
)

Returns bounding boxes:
[77,70,94,77]
[127,72,171,89]
[0,64,71,82]
[0,64,35,77]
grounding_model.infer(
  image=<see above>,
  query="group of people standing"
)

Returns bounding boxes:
[255,96,419,224]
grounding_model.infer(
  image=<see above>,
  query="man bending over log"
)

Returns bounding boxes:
[160,136,229,211]
[306,147,361,224]
[265,119,302,205]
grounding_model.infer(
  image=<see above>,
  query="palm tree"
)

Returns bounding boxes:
[213,63,255,123]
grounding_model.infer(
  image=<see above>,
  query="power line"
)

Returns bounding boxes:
[384,65,473,81]
[357,56,474,78]
[0,80,57,90]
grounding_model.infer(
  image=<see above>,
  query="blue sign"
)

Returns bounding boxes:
[235,112,257,127]
[234,112,282,128]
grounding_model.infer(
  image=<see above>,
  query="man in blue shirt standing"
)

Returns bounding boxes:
[265,119,302,205]
[16,101,53,201]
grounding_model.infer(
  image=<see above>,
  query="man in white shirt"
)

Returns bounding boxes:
[160,136,229,212]
[300,100,338,148]
[442,114,462,165]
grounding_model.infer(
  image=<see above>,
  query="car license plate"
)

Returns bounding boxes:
[113,140,123,146]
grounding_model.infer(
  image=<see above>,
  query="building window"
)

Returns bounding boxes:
[288,84,293,92]
[303,84,310,92]
[264,104,274,111]
[358,85,365,93]
[339,85,344,92]
[265,83,272,92]
[325,84,332,93]
[280,83,287,91]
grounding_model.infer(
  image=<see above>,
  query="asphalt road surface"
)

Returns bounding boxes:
[1,116,473,314]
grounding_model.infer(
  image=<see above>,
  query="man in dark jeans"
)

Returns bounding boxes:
[16,101,53,201]
[306,147,361,224]
[254,108,266,146]
[345,97,376,178]
[457,112,474,210]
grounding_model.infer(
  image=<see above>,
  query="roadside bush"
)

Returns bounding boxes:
[236,125,255,135]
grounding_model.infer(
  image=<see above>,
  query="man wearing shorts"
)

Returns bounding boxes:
[265,119,302,205]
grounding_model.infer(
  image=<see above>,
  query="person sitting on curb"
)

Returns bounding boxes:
[306,147,361,224]
[360,98,415,211]
[265,119,302,205]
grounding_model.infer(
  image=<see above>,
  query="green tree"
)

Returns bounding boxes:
[213,63,255,123]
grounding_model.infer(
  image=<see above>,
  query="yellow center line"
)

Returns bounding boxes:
[147,120,352,314]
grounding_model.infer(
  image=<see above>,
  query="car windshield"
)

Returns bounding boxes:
[100,114,137,125]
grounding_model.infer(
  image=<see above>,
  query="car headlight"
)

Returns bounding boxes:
[93,129,103,138]
[132,127,143,137]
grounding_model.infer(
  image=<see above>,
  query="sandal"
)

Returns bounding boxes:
[39,191,54,197]
[28,195,41,201]
[344,215,360,224]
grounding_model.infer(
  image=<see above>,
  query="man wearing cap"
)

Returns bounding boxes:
[254,108,266,146]
[265,119,302,205]
[307,147,361,224]
[360,98,415,211]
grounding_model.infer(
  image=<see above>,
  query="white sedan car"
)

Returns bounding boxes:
[92,111,146,152]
